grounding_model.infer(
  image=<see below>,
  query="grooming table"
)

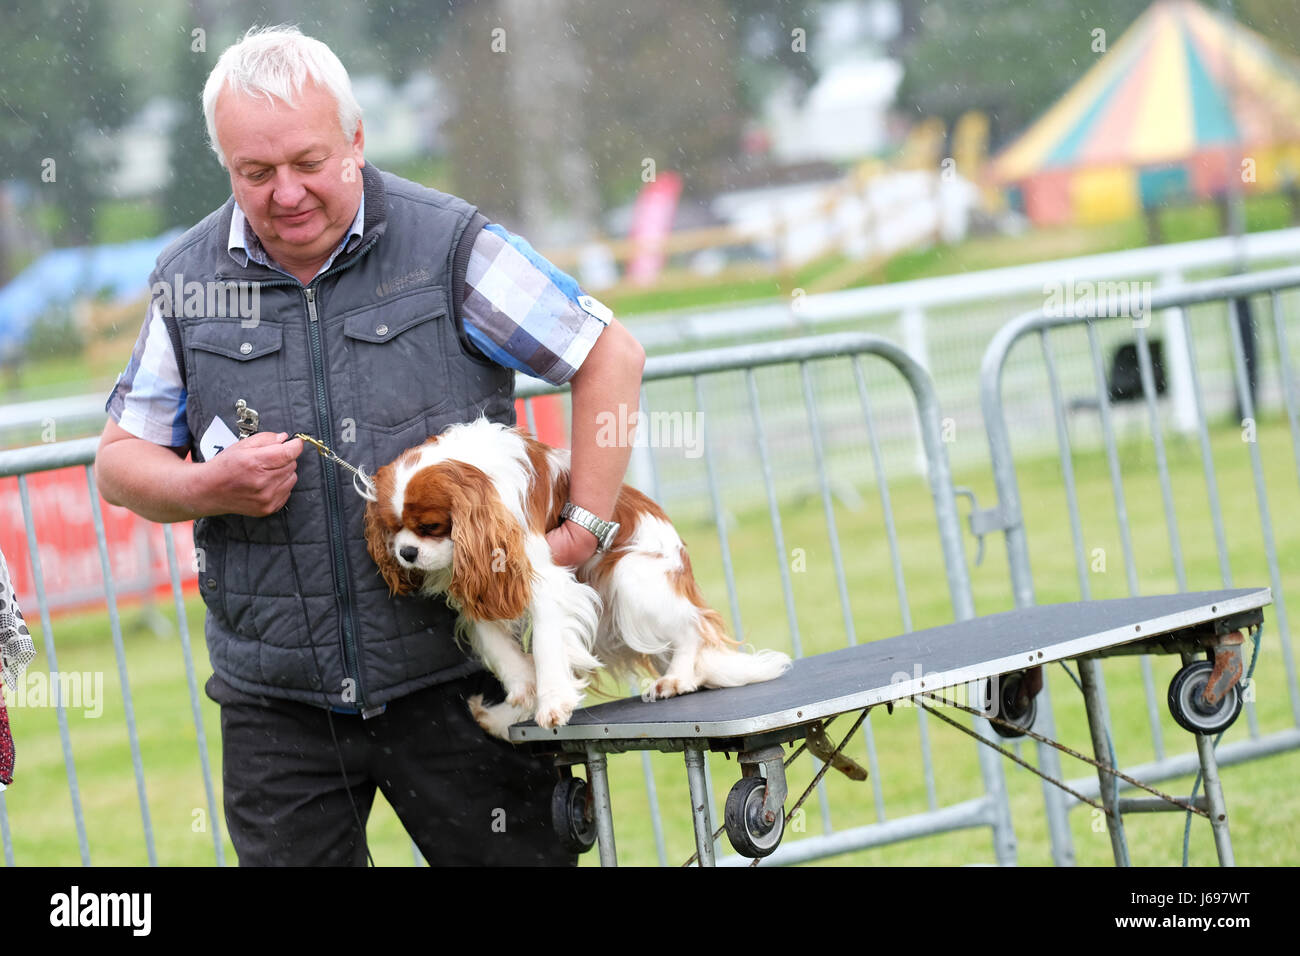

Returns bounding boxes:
[510,588,1269,866]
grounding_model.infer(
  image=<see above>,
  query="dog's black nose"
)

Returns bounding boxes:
[399,545,418,563]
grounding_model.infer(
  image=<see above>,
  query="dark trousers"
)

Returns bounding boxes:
[205,670,577,866]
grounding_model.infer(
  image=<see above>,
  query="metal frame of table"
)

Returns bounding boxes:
[510,588,1269,866]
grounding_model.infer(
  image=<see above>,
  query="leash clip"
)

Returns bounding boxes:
[296,433,377,499]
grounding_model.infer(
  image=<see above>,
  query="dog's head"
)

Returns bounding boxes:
[361,433,533,621]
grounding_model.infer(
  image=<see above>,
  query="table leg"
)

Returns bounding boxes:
[585,747,618,867]
[1078,657,1131,866]
[684,747,716,867]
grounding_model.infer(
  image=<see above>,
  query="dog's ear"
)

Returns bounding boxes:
[363,466,416,596]
[446,464,533,621]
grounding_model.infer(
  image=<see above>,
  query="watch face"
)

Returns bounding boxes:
[600,523,620,550]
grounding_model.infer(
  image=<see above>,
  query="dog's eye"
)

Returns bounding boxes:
[417,522,447,537]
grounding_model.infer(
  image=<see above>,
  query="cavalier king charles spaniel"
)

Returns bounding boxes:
[360,418,791,738]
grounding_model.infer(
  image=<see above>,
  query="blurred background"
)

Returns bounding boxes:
[4,0,1300,867]
[3,0,1299,438]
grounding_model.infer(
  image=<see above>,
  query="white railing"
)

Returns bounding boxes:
[628,227,1300,349]
[10,227,1300,496]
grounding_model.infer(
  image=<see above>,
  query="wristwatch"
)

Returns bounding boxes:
[560,502,621,552]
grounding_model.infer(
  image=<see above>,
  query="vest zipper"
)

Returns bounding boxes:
[311,241,388,716]
[236,237,380,715]
[303,285,370,714]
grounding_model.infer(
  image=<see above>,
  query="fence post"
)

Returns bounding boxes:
[1160,269,1197,435]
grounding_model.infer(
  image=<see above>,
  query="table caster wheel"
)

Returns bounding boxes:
[1168,660,1242,735]
[724,776,784,858]
[552,777,596,854]
[991,672,1037,738]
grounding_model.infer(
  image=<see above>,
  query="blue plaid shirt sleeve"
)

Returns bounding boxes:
[104,301,191,449]
[461,224,611,385]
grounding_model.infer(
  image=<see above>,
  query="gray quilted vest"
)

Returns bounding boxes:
[153,164,514,712]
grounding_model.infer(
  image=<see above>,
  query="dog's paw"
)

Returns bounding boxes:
[648,675,698,700]
[505,678,536,710]
[468,694,519,740]
[534,690,579,729]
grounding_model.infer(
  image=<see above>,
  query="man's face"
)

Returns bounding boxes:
[213,79,365,275]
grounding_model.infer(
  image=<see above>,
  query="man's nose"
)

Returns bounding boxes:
[271,169,307,208]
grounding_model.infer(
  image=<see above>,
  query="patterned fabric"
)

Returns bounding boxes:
[462,224,608,385]
[0,705,11,789]
[0,547,35,787]
[105,212,609,448]
[105,300,190,448]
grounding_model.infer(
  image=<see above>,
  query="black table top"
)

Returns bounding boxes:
[509,588,1270,744]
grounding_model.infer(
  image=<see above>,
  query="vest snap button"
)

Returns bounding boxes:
[375,324,389,336]
[239,342,253,354]
[205,578,217,589]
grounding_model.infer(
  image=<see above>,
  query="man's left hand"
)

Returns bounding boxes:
[546,520,598,568]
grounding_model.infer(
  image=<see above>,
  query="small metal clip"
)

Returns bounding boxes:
[235,399,260,438]
[296,433,377,499]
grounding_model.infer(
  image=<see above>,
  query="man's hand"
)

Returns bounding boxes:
[200,432,304,517]
[95,419,304,523]
[546,519,599,568]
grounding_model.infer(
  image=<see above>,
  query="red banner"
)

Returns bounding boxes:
[1,470,197,617]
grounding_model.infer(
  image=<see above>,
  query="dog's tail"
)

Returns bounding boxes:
[696,642,792,688]
[694,610,791,687]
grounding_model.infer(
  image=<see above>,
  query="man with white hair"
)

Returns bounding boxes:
[95,25,644,865]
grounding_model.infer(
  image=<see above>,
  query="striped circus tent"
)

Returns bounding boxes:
[988,0,1300,225]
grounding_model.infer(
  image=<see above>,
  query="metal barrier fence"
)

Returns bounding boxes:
[629,227,1300,485]
[0,436,223,867]
[2,332,1016,866]
[523,333,1014,865]
[979,264,1300,866]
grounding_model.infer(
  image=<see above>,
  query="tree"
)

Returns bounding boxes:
[439,0,743,235]
[363,0,461,79]
[163,5,234,231]
[0,1,130,248]
[574,0,742,209]
[895,0,1149,150]
[726,0,823,113]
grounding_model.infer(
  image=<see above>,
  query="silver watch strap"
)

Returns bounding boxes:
[561,502,620,551]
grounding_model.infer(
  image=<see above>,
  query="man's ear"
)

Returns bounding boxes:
[351,118,365,170]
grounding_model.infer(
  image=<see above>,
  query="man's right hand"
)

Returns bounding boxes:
[199,431,304,517]
[95,419,305,524]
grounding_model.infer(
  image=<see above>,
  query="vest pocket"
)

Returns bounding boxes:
[186,321,287,453]
[341,287,452,432]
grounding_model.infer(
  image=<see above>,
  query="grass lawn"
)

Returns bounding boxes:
[4,413,1297,866]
